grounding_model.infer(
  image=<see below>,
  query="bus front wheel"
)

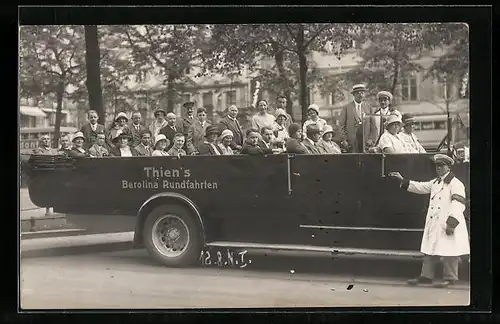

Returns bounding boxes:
[142,204,202,267]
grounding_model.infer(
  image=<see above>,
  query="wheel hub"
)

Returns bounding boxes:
[151,214,190,258]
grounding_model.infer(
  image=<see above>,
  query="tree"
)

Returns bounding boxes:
[201,24,355,123]
[108,25,207,113]
[20,25,86,146]
[84,25,105,123]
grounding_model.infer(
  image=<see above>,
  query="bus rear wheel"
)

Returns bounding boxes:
[142,204,202,267]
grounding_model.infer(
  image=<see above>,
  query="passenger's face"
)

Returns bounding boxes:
[353,91,365,102]
[379,97,390,109]
[293,129,302,140]
[262,129,273,143]
[119,137,129,147]
[277,98,287,108]
[311,133,321,142]
[197,112,207,122]
[276,115,286,125]
[207,133,218,143]
[96,135,105,146]
[74,138,84,148]
[167,115,176,126]
[117,118,127,127]
[186,107,194,117]
[404,123,414,133]
[228,106,238,118]
[156,112,165,122]
[141,134,151,146]
[132,114,141,125]
[157,140,167,151]
[323,133,333,141]
[88,113,98,124]
[247,133,259,145]
[258,101,268,113]
[40,135,51,147]
[60,136,70,149]
[307,109,318,119]
[222,135,233,146]
[174,137,185,148]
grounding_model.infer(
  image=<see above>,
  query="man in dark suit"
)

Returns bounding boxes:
[182,101,196,138]
[338,84,375,153]
[134,130,153,156]
[301,124,321,154]
[258,126,281,153]
[129,111,148,147]
[80,110,105,150]
[218,104,244,151]
[159,112,183,151]
[241,128,272,156]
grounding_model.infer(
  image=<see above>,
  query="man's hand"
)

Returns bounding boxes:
[341,140,349,148]
[388,172,404,182]
[445,226,455,236]
[235,145,242,150]
[366,139,374,147]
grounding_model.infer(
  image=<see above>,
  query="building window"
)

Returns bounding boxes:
[421,121,434,130]
[226,90,236,107]
[402,75,418,101]
[434,121,446,130]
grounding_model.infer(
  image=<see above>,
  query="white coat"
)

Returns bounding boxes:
[402,172,469,256]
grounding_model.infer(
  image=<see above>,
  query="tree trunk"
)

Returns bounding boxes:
[273,44,294,119]
[391,58,400,97]
[84,25,105,123]
[296,25,308,124]
[53,81,65,148]
[166,74,175,113]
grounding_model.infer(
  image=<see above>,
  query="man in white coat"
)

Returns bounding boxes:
[389,154,469,288]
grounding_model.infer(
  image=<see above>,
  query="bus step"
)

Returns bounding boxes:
[205,242,423,259]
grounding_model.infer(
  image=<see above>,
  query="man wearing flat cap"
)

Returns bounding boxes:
[338,84,374,153]
[389,154,469,288]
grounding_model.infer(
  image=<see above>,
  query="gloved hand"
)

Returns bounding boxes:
[445,226,455,236]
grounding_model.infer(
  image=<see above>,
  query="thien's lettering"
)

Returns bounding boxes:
[143,167,190,178]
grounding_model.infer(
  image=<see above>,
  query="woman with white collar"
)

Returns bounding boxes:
[302,104,327,139]
[377,115,408,154]
[151,134,170,156]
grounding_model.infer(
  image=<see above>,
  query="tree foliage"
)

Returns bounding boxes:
[202,24,356,122]
[20,25,86,145]
[107,25,208,113]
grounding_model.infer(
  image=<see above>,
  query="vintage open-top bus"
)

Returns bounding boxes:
[26,153,469,267]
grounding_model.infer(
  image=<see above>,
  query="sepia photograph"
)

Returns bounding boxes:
[19,21,471,309]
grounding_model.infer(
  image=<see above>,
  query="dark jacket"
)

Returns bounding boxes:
[198,142,224,156]
[68,148,90,158]
[218,116,244,149]
[240,143,272,156]
[285,138,308,154]
[109,146,140,157]
[257,139,276,153]
[301,138,321,154]
[129,123,148,148]
[80,123,106,149]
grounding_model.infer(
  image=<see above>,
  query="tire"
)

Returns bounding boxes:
[142,204,203,267]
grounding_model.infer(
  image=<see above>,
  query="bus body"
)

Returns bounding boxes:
[26,153,469,267]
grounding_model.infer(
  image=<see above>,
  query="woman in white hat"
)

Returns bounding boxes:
[68,132,90,158]
[316,125,342,155]
[377,115,408,154]
[302,103,327,139]
[151,134,170,156]
[272,108,289,150]
[218,129,235,155]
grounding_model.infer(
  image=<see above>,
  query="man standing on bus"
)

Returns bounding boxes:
[399,113,426,153]
[339,84,373,153]
[32,134,58,155]
[80,110,105,150]
[129,111,147,148]
[389,154,469,288]
[371,91,402,147]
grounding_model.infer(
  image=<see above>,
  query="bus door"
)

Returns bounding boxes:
[289,154,365,247]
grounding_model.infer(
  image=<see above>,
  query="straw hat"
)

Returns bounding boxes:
[154,134,168,147]
[71,131,85,142]
[220,129,234,140]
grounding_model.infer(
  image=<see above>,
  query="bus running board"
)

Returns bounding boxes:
[205,242,423,259]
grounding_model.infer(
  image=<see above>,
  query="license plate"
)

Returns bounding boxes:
[199,247,251,268]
